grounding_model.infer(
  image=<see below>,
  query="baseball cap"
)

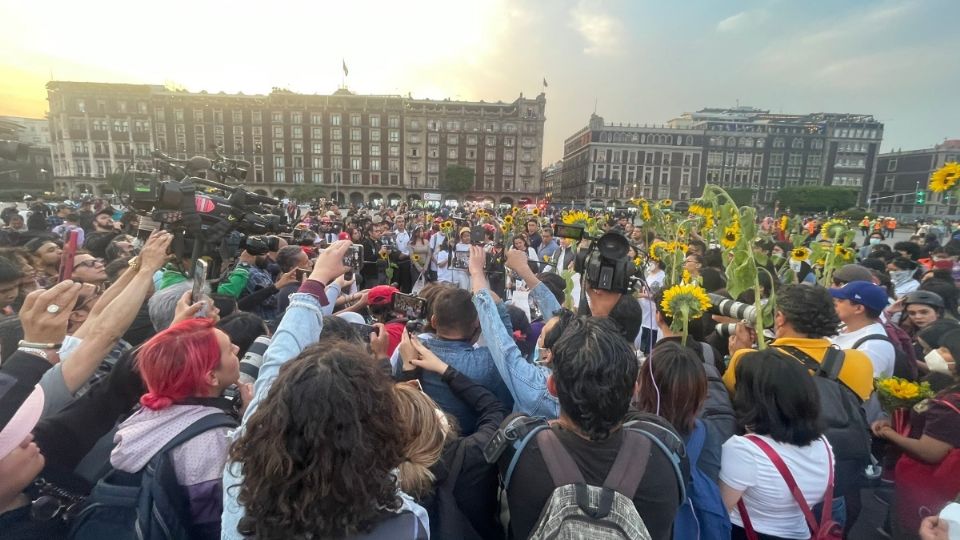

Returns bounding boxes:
[903,290,945,309]
[829,281,889,313]
[459,226,471,236]
[367,285,398,306]
[833,264,874,284]
[0,386,44,460]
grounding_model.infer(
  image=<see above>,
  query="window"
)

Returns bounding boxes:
[332,156,342,169]
[76,99,86,113]
[446,134,458,145]
[371,173,381,184]
[504,149,515,161]
[312,127,323,139]
[389,145,400,157]
[707,152,722,166]
[194,109,204,122]
[467,148,477,159]
[805,167,819,179]
[887,159,897,171]
[770,153,783,165]
[370,115,380,128]
[485,135,496,146]
[332,142,342,154]
[736,153,751,167]
[274,141,285,153]
[252,111,261,124]
[448,148,458,159]
[292,126,302,139]
[370,129,381,141]
[154,107,165,121]
[310,142,322,155]
[883,175,895,191]
[330,114,341,126]
[370,144,381,156]
[351,173,361,185]
[811,139,823,149]
[351,128,362,141]
[753,154,763,167]
[769,166,782,178]
[504,137,515,148]
[293,170,304,183]
[274,170,285,182]
[350,113,361,126]
[446,120,461,131]
[429,147,439,158]
[273,126,283,138]
[787,166,801,178]
[351,158,361,170]
[467,135,477,146]
[791,138,804,149]
[274,155,284,168]
[311,113,323,125]
[331,128,342,141]
[270,111,282,123]
[370,158,381,170]
[312,171,323,183]
[390,130,400,143]
[788,154,803,166]
[773,138,785,148]
[389,159,400,171]
[293,141,303,154]
[312,156,323,168]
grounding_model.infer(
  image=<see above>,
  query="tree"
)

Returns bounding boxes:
[441,164,475,196]
[775,186,859,213]
[725,188,755,207]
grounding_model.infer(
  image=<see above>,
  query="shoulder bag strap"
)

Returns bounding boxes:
[819,346,845,381]
[602,430,652,498]
[850,334,888,350]
[154,413,238,459]
[744,434,829,536]
[440,441,468,496]
[932,395,960,416]
[736,499,759,540]
[776,345,822,373]
[536,428,586,488]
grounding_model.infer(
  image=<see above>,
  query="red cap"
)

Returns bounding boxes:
[338,232,350,240]
[367,285,398,306]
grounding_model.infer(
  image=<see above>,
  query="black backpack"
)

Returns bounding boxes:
[69,413,238,540]
[777,346,871,465]
[433,441,484,540]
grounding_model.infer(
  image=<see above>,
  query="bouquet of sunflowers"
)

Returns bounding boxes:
[875,376,935,435]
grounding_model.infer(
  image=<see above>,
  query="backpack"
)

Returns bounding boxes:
[528,428,653,540]
[737,435,842,540]
[433,441,483,540]
[776,346,871,467]
[698,342,736,482]
[857,322,919,380]
[673,420,731,540]
[69,413,238,540]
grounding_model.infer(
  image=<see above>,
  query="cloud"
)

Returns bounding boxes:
[569,1,624,55]
[716,10,768,33]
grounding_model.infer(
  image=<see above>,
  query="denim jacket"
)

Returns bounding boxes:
[418,337,513,435]
[221,293,431,539]
[473,284,560,419]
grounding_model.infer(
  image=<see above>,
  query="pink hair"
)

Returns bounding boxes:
[138,318,222,410]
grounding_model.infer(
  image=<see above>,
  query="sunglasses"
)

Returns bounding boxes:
[73,259,102,270]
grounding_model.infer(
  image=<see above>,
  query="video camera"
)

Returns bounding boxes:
[708,293,769,339]
[553,224,638,293]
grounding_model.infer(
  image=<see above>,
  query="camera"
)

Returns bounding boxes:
[573,231,637,293]
[243,235,280,256]
[707,293,757,324]
[239,335,271,385]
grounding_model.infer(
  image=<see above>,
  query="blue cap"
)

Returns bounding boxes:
[829,280,889,313]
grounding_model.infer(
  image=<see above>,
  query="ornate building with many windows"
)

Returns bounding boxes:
[45,81,546,206]
[872,140,960,219]
[558,108,883,208]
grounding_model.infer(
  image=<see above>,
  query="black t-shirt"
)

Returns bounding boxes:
[500,423,680,540]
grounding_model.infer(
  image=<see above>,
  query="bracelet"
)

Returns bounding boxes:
[128,256,140,272]
[18,340,61,350]
[18,347,56,361]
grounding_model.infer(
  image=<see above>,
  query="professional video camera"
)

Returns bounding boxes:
[553,223,638,293]
[708,293,769,339]
[120,149,288,243]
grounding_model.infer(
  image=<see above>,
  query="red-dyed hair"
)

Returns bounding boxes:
[138,318,222,410]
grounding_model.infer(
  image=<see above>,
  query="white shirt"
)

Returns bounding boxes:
[429,232,446,271]
[831,322,895,377]
[435,250,452,282]
[640,269,665,331]
[894,279,919,298]
[395,229,410,254]
[721,434,833,539]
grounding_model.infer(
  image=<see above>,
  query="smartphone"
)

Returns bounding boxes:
[343,243,363,279]
[470,225,487,245]
[295,267,310,281]
[393,292,428,320]
[553,223,585,241]
[192,259,208,317]
[58,230,80,282]
[349,322,380,338]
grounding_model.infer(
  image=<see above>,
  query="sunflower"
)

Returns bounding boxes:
[667,240,689,255]
[633,256,643,268]
[779,215,789,232]
[660,283,712,320]
[930,162,960,193]
[791,246,811,262]
[821,219,847,241]
[661,199,673,207]
[682,269,692,283]
[532,207,541,216]
[379,251,389,261]
[503,215,514,225]
[648,240,668,262]
[814,257,826,268]
[641,202,652,221]
[500,224,509,233]
[720,225,741,249]
[412,254,421,263]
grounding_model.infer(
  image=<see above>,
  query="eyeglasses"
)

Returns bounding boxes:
[73,259,102,270]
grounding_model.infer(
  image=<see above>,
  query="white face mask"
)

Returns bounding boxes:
[925,349,952,374]
[870,238,882,246]
[890,270,913,284]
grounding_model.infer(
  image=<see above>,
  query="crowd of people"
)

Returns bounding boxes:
[0,193,958,540]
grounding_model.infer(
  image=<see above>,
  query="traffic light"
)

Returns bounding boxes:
[916,190,926,205]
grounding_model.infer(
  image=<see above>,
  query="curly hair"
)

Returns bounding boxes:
[551,316,638,440]
[776,284,841,339]
[229,340,408,539]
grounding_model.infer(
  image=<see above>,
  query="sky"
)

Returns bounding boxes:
[1,0,957,164]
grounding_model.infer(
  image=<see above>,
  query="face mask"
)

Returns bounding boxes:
[789,260,802,273]
[890,270,913,283]
[925,349,952,374]
[870,238,882,246]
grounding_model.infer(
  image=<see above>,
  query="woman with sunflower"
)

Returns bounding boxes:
[788,245,817,284]
[408,226,430,277]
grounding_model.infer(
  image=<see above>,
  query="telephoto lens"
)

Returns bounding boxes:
[239,335,271,385]
[707,293,757,324]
